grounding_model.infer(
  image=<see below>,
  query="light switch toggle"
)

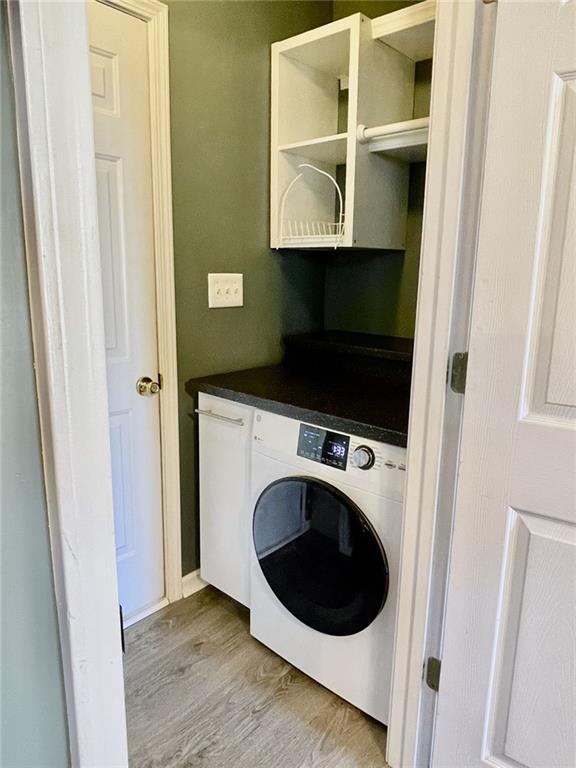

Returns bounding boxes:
[208,273,244,308]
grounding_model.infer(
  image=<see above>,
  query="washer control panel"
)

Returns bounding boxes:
[295,422,407,476]
[254,412,407,501]
[297,424,350,470]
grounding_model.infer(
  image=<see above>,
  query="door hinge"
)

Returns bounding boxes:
[450,352,468,394]
[119,604,125,654]
[426,656,441,692]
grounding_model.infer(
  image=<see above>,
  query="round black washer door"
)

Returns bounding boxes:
[253,477,389,636]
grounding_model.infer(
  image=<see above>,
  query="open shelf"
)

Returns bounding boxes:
[279,133,347,165]
[371,0,435,62]
[275,18,351,146]
[271,14,414,250]
[359,117,429,163]
[282,28,350,77]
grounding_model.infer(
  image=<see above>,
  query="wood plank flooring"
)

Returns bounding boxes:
[124,586,388,768]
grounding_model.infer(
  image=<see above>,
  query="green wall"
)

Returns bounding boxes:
[167,1,333,574]
[0,10,70,766]
[324,163,425,337]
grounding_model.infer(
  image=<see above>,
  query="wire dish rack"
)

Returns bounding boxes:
[279,163,345,249]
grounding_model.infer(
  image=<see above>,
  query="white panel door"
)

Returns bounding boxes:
[433,2,576,767]
[89,1,164,620]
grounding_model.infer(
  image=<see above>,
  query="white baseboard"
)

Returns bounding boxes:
[123,597,169,629]
[182,568,208,598]
[123,571,207,628]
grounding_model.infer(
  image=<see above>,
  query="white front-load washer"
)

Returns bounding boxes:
[250,409,406,725]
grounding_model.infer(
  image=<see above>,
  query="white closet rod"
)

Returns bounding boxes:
[357,116,430,144]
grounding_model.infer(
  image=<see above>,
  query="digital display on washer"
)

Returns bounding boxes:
[297,424,350,470]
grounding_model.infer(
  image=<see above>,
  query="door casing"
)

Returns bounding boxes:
[6,0,494,765]
[388,2,497,766]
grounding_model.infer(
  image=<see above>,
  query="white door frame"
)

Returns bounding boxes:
[6,0,493,765]
[387,1,497,766]
[7,0,179,763]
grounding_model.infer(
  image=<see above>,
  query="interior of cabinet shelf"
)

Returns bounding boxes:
[281,28,350,77]
[371,0,436,62]
[278,133,347,165]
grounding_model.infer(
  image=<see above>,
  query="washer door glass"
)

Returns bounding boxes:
[253,477,388,636]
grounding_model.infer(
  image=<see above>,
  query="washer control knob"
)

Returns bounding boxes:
[351,446,375,470]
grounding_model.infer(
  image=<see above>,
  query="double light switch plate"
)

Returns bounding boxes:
[208,273,244,308]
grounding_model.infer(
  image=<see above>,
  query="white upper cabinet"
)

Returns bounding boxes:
[270,5,435,250]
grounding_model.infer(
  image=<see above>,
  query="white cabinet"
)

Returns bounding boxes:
[270,5,435,250]
[197,393,253,607]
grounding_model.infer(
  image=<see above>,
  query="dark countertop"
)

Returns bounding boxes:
[185,364,410,447]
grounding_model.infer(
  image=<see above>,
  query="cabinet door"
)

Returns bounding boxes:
[197,394,253,606]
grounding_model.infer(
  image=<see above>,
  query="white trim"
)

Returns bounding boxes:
[387,2,496,767]
[98,0,182,605]
[123,597,170,629]
[7,2,128,765]
[182,569,208,599]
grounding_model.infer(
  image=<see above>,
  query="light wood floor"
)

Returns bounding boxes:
[124,586,388,768]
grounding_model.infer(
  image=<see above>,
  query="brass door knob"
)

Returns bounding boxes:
[136,376,160,396]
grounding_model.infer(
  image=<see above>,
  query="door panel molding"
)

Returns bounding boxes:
[95,154,129,359]
[525,70,576,422]
[483,509,576,768]
[109,410,136,559]
[90,45,119,115]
